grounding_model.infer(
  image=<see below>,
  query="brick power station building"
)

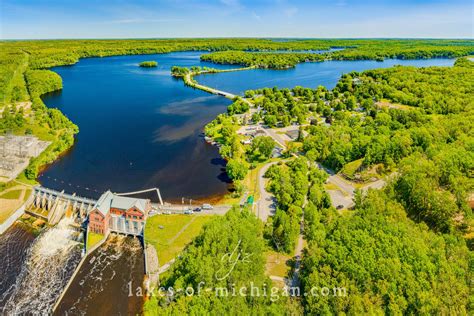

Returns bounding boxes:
[88,191,151,236]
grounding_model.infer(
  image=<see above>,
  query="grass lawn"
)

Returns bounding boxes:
[0,184,30,224]
[146,214,213,265]
[340,158,363,179]
[0,208,17,224]
[15,174,39,186]
[0,189,23,200]
[376,99,412,111]
[340,158,383,184]
[87,231,104,250]
[324,182,340,191]
[265,250,291,278]
[243,163,264,201]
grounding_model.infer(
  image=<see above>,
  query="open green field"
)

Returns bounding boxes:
[0,184,31,224]
[0,189,23,200]
[265,249,291,278]
[145,214,214,265]
[87,231,104,250]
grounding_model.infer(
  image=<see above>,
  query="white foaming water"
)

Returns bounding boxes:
[1,217,82,314]
[54,235,144,315]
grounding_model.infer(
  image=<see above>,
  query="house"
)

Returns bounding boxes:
[88,190,151,236]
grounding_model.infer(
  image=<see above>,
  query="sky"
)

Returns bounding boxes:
[1,0,473,39]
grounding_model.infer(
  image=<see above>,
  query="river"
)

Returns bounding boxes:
[0,224,36,311]
[53,235,144,315]
[40,53,454,203]
[23,52,455,315]
[40,52,237,202]
[0,218,82,314]
[196,58,455,95]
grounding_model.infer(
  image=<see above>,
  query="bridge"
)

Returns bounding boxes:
[26,186,97,225]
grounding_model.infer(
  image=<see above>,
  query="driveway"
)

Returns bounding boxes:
[256,161,281,222]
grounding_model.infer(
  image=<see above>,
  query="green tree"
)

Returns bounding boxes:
[226,159,248,180]
[249,136,275,161]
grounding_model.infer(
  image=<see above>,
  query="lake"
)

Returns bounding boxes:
[40,52,454,201]
[41,52,236,201]
[197,58,455,95]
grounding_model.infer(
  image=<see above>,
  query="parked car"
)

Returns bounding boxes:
[184,209,194,215]
[202,203,213,210]
[193,207,202,212]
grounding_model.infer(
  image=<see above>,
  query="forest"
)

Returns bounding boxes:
[0,38,472,314]
[1,38,473,106]
[187,57,472,314]
[144,207,301,315]
[200,41,474,68]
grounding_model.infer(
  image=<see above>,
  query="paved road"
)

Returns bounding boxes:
[256,161,280,222]
[261,127,287,149]
[183,75,389,214]
[326,189,354,210]
[158,258,175,274]
[185,73,256,106]
[151,203,231,216]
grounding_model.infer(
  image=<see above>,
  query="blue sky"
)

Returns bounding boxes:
[1,0,472,39]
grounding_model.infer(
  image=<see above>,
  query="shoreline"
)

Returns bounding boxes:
[22,51,465,205]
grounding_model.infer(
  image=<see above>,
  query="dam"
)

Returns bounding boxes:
[1,185,162,314]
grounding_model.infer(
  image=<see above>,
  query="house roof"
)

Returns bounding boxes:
[111,195,147,211]
[93,190,148,216]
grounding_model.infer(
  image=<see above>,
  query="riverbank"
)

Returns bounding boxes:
[3,41,469,201]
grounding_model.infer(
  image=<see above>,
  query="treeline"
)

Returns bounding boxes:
[204,112,275,196]
[1,39,472,105]
[25,70,63,97]
[201,42,473,68]
[22,69,78,179]
[330,43,474,61]
[144,206,300,314]
[170,65,220,77]
[201,50,325,69]
[260,60,473,313]
[264,158,331,253]
[139,61,158,67]
[349,62,473,114]
[300,188,471,314]
[0,48,29,105]
[0,105,26,132]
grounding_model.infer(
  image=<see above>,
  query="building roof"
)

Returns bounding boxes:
[94,190,148,216]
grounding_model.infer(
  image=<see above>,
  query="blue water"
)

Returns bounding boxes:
[40,52,454,201]
[196,58,455,95]
[41,52,235,201]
